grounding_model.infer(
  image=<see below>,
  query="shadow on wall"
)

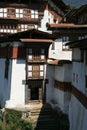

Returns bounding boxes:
[34,103,69,130]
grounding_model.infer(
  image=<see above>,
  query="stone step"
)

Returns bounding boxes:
[29,104,59,129]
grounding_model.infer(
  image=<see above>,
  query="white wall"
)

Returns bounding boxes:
[46,65,55,103]
[46,64,72,114]
[69,48,87,130]
[6,59,26,108]
[55,64,72,82]
[49,39,72,60]
[72,48,87,95]
[69,95,87,130]
[39,10,49,32]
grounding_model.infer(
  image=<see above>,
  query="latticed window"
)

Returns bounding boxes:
[40,49,45,60]
[62,36,70,50]
[21,24,28,31]
[31,10,38,18]
[27,48,32,60]
[0,25,17,33]
[0,8,7,17]
[16,9,23,18]
[27,64,44,78]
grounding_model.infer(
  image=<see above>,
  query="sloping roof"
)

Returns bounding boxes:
[49,23,87,28]
[50,23,75,27]
[48,0,68,17]
[47,23,87,37]
[75,4,87,15]
[0,29,55,43]
[50,0,68,12]
[66,38,87,49]
[20,39,53,43]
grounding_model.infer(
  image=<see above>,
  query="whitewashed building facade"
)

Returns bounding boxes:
[66,38,87,130]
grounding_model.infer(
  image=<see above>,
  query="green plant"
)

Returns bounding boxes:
[20,120,33,130]
[0,109,33,130]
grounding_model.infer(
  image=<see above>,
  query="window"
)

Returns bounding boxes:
[27,65,44,78]
[21,24,28,31]
[16,9,23,18]
[0,8,7,17]
[62,36,70,50]
[41,49,45,60]
[62,36,69,42]
[28,48,32,60]
[73,73,75,82]
[40,65,44,76]
[51,43,55,50]
[76,74,78,83]
[78,35,87,40]
[28,65,32,77]
[31,10,38,19]
[40,65,44,70]
[27,24,35,29]
[0,25,17,34]
[4,59,9,79]
[28,71,32,77]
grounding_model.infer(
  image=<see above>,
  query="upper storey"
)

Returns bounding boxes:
[0,0,47,34]
[0,7,39,20]
[0,1,46,20]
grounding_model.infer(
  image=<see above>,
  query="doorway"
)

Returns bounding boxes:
[31,87,39,100]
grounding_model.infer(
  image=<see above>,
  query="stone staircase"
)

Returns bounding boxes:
[29,103,58,130]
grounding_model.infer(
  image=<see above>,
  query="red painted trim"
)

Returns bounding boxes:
[0,47,26,59]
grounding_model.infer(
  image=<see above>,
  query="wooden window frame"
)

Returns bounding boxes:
[0,8,7,18]
[27,64,44,79]
[31,10,38,19]
[23,9,31,18]
[16,9,23,18]
[7,8,16,18]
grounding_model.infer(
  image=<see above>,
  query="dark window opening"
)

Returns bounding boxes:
[4,59,9,79]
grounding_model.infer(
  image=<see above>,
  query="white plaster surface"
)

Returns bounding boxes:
[49,39,72,60]
[46,64,72,114]
[69,95,87,130]
[5,59,26,108]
